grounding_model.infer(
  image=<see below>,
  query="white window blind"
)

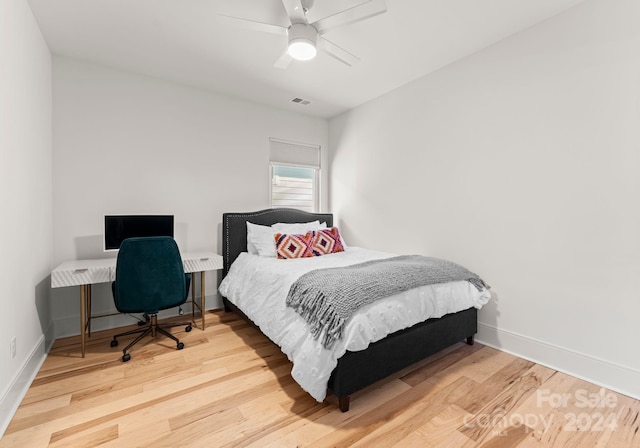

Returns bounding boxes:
[269,138,320,169]
[269,138,320,212]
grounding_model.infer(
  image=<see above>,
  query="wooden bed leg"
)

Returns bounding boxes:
[466,335,474,346]
[338,396,350,412]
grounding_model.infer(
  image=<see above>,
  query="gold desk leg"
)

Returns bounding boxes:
[80,285,86,358]
[201,271,205,330]
[191,274,195,323]
[87,284,92,337]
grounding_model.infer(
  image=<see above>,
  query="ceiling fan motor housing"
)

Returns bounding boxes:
[287,22,318,60]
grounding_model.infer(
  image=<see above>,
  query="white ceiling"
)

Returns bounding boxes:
[27,0,586,118]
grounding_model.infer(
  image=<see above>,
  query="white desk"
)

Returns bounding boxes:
[51,252,223,357]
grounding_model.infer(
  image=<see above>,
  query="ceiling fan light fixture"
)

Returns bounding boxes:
[287,23,318,61]
[288,40,317,60]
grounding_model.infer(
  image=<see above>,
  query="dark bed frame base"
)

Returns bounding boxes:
[328,307,477,411]
[221,209,478,412]
[223,293,477,412]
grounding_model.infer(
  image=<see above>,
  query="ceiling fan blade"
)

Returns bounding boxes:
[281,0,307,24]
[274,49,293,69]
[317,37,360,66]
[216,14,287,36]
[313,0,387,34]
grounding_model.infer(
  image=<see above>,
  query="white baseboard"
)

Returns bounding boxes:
[0,324,54,439]
[476,322,640,401]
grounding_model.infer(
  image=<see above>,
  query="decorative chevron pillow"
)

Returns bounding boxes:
[310,227,344,256]
[275,227,345,259]
[275,231,314,259]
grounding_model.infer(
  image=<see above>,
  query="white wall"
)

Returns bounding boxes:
[52,58,328,337]
[329,0,640,398]
[0,0,53,435]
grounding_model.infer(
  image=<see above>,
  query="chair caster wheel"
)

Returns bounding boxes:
[110,340,118,347]
[177,342,184,350]
[185,325,192,332]
[122,353,131,362]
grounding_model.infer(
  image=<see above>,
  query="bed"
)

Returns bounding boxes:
[220,208,487,412]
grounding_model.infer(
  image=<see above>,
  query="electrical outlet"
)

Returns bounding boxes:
[10,337,16,359]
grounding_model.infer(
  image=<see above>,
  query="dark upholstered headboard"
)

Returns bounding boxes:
[222,208,333,277]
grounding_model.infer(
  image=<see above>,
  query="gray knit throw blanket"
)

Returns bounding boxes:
[286,255,488,349]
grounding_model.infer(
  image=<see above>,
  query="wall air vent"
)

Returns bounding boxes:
[290,97,311,106]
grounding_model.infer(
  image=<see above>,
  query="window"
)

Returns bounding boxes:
[271,165,317,212]
[269,138,320,212]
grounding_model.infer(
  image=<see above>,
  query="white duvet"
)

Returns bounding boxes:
[218,247,490,402]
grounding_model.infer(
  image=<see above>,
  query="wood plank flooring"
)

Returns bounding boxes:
[2,310,639,447]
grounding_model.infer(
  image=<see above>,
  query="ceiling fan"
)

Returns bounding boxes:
[217,0,387,69]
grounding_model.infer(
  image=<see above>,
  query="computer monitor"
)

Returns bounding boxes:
[104,215,174,251]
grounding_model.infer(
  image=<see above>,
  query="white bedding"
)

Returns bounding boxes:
[218,247,490,402]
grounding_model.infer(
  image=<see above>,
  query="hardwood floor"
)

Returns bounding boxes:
[2,310,639,447]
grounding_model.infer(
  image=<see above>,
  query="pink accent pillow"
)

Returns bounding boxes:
[275,227,345,259]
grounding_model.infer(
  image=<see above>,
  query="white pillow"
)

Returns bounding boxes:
[246,222,277,257]
[272,220,324,234]
[247,220,326,258]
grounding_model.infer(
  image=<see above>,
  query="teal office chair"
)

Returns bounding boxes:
[110,236,192,362]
